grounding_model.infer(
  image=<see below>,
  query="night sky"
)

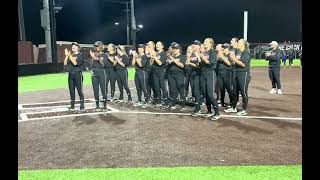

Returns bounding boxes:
[22,0,302,46]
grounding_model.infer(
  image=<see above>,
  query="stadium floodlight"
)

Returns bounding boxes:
[137,24,143,29]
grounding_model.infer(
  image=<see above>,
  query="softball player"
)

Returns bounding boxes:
[199,38,220,120]
[132,44,150,107]
[216,44,232,107]
[64,42,85,111]
[146,41,156,102]
[151,41,169,107]
[224,39,251,116]
[166,43,186,111]
[185,45,202,116]
[114,46,132,102]
[89,41,107,111]
[230,37,241,107]
[105,44,117,102]
[185,45,194,101]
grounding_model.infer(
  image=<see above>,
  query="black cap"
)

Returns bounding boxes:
[222,43,230,49]
[138,44,146,49]
[94,41,104,47]
[71,42,80,47]
[192,40,201,45]
[171,43,182,51]
[170,42,178,47]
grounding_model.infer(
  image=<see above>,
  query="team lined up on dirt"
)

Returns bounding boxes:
[64,37,281,120]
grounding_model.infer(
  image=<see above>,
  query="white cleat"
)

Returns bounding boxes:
[133,101,143,107]
[268,88,277,94]
[277,89,283,95]
[210,114,221,121]
[224,108,237,113]
[236,110,248,116]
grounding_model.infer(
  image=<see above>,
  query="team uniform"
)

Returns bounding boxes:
[215,56,221,104]
[200,49,220,118]
[114,54,132,102]
[134,55,150,106]
[65,52,85,110]
[266,48,282,92]
[91,52,107,110]
[184,58,193,99]
[167,54,186,110]
[104,52,117,101]
[152,51,169,106]
[231,48,241,106]
[187,54,201,115]
[146,55,155,101]
[227,50,251,115]
[217,54,234,107]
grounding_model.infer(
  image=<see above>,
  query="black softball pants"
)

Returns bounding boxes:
[190,70,201,112]
[200,70,219,114]
[104,68,116,98]
[168,72,186,107]
[232,71,251,111]
[185,70,193,98]
[92,69,107,108]
[146,68,155,99]
[153,68,169,104]
[134,69,149,102]
[218,70,234,105]
[68,71,85,109]
[115,69,131,100]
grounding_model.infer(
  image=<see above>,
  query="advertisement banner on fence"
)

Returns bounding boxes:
[260,43,302,52]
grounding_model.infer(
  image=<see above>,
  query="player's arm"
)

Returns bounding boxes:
[64,49,69,66]
[231,52,248,67]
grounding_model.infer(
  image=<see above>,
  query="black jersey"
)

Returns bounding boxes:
[66,52,84,72]
[115,54,129,69]
[104,52,116,68]
[200,49,217,71]
[152,51,167,70]
[234,50,251,72]
[134,55,148,71]
[189,53,201,70]
[167,54,186,73]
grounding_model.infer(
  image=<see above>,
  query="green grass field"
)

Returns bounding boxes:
[18,59,301,94]
[19,165,301,180]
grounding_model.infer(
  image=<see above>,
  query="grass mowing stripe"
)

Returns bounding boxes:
[18,59,301,93]
[18,165,301,180]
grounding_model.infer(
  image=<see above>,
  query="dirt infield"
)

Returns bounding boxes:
[18,67,302,170]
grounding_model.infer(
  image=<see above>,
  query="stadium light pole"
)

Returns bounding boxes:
[104,0,131,45]
[125,2,130,45]
[18,0,26,41]
[41,0,53,63]
[244,11,248,41]
[130,0,137,48]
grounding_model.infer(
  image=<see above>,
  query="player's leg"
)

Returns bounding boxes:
[68,72,76,110]
[74,71,85,110]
